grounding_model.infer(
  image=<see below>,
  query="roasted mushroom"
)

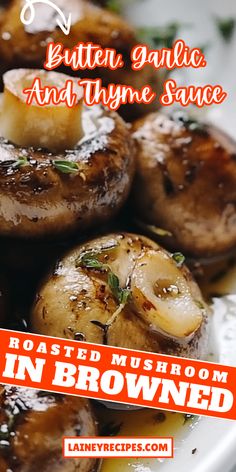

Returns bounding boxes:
[0,385,98,472]
[32,233,210,359]
[0,0,160,120]
[131,111,236,259]
[0,69,134,238]
[0,0,135,67]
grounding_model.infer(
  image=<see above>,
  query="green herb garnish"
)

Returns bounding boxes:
[79,254,107,271]
[137,22,180,48]
[105,0,122,14]
[216,17,235,41]
[77,247,131,336]
[135,220,172,237]
[53,160,79,174]
[0,157,29,169]
[108,271,131,305]
[77,248,131,306]
[13,156,28,168]
[172,252,185,266]
[76,244,118,269]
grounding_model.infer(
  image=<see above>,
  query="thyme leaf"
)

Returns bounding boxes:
[172,252,185,266]
[79,255,107,271]
[13,156,28,168]
[76,248,131,306]
[0,157,29,170]
[53,160,79,174]
[108,271,131,305]
[137,22,180,48]
[216,17,235,41]
[75,244,118,269]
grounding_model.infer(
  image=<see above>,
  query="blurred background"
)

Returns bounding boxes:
[123,0,236,137]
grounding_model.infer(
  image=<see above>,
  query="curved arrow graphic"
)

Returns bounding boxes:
[20,0,72,35]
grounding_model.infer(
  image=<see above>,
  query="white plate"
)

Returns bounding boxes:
[100,1,236,471]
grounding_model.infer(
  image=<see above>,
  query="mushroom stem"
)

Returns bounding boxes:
[131,250,204,339]
[0,69,84,152]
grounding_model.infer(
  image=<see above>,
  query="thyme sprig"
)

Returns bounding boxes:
[77,249,131,307]
[76,247,131,335]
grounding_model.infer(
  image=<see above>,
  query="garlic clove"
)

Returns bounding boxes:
[0,69,84,152]
[131,250,204,339]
